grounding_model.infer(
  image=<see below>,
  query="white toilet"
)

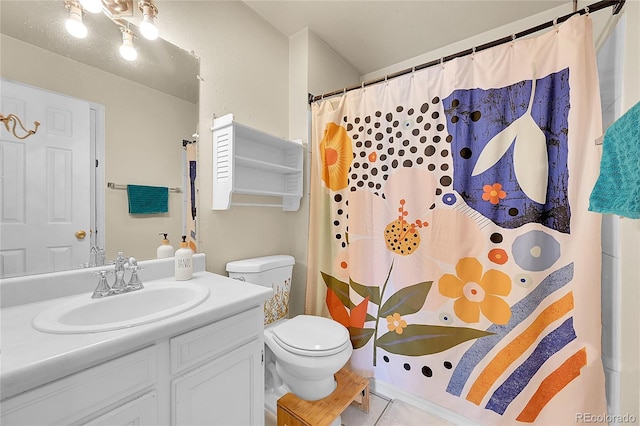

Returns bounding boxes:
[226,255,353,417]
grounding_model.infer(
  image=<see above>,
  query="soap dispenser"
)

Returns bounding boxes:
[175,235,193,280]
[157,233,175,258]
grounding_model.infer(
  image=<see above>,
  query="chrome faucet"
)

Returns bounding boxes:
[111,252,129,293]
[91,252,144,298]
[90,246,105,267]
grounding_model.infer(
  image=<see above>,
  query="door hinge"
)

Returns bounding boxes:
[95,159,99,167]
[261,349,264,365]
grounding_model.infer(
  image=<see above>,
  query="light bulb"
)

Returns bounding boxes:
[119,30,137,61]
[138,1,159,40]
[139,14,158,40]
[65,4,87,38]
[79,0,102,13]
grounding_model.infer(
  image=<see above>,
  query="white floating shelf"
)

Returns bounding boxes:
[212,113,303,211]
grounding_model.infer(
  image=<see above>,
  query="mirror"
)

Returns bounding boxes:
[0,1,199,278]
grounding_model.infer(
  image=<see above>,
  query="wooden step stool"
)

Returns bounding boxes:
[276,368,369,426]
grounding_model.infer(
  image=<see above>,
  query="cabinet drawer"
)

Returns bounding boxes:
[83,390,157,426]
[170,306,263,374]
[1,346,157,426]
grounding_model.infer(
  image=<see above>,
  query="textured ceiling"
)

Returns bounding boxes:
[0,1,199,102]
[1,1,575,98]
[244,0,570,75]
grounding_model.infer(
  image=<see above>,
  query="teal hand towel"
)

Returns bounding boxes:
[127,185,169,214]
[589,101,640,218]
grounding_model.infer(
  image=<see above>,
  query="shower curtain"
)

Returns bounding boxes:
[306,15,606,425]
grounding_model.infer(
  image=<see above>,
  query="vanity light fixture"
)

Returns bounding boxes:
[138,0,158,40]
[64,0,88,39]
[79,0,102,14]
[61,0,160,61]
[119,27,138,61]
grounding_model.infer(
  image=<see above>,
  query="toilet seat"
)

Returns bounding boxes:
[271,315,350,357]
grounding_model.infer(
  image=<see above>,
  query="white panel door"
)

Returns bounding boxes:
[0,79,91,277]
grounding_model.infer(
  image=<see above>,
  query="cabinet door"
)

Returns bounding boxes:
[83,391,157,425]
[172,339,263,426]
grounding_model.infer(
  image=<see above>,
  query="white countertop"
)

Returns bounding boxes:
[0,271,272,400]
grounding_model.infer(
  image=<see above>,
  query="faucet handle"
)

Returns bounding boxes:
[92,270,113,299]
[126,263,144,291]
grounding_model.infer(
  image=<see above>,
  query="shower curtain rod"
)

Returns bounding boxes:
[307,0,625,104]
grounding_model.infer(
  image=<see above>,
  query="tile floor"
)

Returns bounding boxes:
[265,391,456,426]
[342,393,456,426]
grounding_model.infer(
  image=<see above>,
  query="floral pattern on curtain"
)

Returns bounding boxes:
[306,15,606,425]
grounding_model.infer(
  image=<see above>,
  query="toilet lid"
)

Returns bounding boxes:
[272,315,350,356]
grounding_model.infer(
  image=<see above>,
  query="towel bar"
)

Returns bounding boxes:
[107,182,182,193]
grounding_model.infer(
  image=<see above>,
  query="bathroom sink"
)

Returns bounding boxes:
[32,281,210,334]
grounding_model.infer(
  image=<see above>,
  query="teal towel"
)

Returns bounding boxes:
[127,185,169,214]
[589,101,640,218]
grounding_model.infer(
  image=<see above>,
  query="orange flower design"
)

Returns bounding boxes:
[386,313,407,334]
[438,257,512,324]
[482,183,506,204]
[319,122,353,191]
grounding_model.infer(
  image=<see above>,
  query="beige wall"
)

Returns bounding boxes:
[156,2,293,281]
[287,29,311,317]
[159,5,360,317]
[287,28,360,315]
[0,34,196,262]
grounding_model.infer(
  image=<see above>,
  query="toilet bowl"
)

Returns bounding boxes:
[226,255,353,413]
[264,315,352,400]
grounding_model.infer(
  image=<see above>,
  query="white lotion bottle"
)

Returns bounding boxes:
[157,233,175,258]
[175,235,193,280]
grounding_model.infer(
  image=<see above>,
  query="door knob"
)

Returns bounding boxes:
[75,230,87,239]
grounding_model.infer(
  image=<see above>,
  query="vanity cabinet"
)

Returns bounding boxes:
[1,306,266,426]
[212,113,303,211]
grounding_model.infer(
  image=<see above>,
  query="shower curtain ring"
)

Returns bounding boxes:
[471,47,476,60]
[584,6,590,15]
[510,34,516,47]
[440,57,445,69]
[553,17,559,33]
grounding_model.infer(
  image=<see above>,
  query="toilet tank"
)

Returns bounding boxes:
[226,255,294,325]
